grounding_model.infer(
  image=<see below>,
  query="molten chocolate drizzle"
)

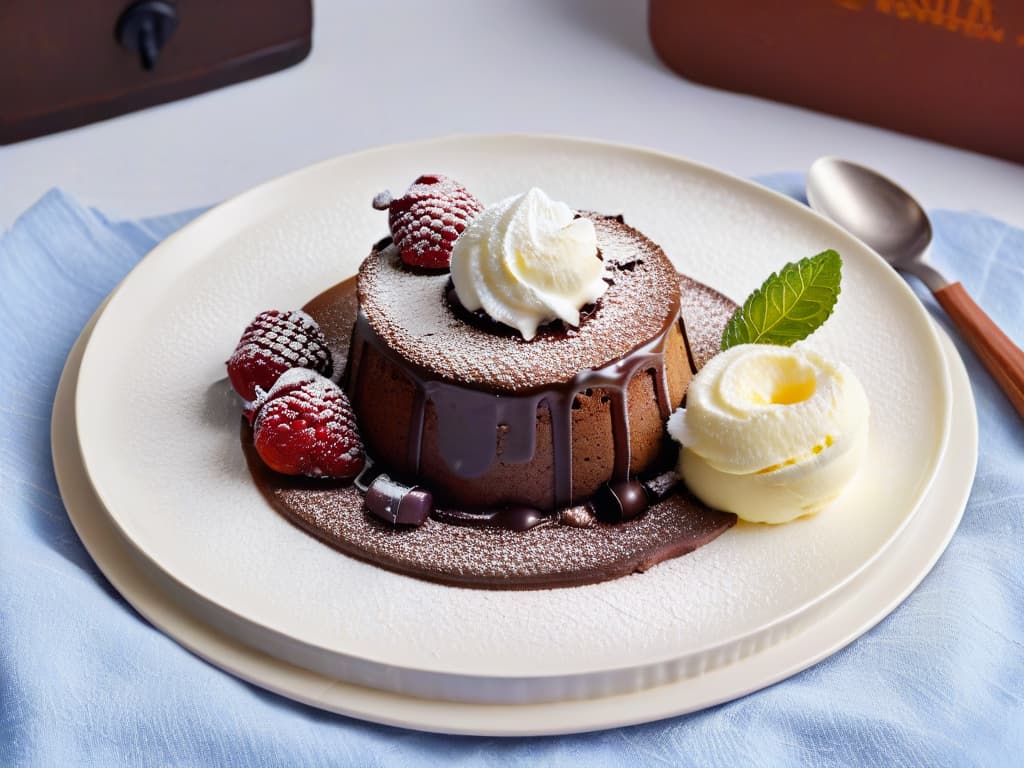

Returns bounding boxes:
[345,306,680,509]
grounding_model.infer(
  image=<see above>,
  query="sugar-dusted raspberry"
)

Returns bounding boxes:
[227,310,333,402]
[373,174,483,269]
[252,369,364,479]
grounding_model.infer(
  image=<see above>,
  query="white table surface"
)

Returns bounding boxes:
[2,0,1022,230]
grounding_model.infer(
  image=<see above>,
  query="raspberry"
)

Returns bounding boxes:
[373,174,483,269]
[253,369,365,479]
[227,310,333,402]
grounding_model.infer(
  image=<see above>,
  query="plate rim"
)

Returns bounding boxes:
[71,134,954,683]
[53,305,976,735]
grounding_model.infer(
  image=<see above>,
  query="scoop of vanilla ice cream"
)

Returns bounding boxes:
[667,343,869,524]
[450,188,608,340]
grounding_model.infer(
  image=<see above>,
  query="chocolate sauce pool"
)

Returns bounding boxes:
[243,274,739,590]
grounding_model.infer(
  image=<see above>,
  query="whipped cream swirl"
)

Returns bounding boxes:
[668,344,869,524]
[450,188,608,340]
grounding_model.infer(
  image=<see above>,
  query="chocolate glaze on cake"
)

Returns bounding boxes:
[243,246,741,590]
[346,214,693,511]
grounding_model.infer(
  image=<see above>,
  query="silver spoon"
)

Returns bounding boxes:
[806,156,1024,418]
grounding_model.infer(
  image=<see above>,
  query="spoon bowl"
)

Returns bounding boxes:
[806,156,1024,418]
[806,157,945,290]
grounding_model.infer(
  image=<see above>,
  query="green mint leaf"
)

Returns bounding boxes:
[721,249,842,350]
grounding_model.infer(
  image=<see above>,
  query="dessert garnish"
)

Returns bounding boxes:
[590,480,649,523]
[227,309,333,402]
[668,345,869,524]
[252,368,365,479]
[721,249,842,349]
[372,174,484,269]
[669,250,869,524]
[365,474,433,526]
[449,187,609,340]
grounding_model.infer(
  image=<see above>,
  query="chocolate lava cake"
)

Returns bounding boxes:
[349,214,691,511]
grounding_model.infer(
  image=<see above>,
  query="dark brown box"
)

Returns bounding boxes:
[649,0,1024,165]
[0,0,312,144]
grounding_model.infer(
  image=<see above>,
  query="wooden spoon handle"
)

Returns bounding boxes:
[933,281,1024,418]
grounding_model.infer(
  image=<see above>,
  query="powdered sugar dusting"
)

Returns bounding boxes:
[387,175,484,267]
[252,456,735,588]
[226,309,333,400]
[253,369,364,479]
[679,275,736,370]
[263,366,324,396]
[357,214,682,393]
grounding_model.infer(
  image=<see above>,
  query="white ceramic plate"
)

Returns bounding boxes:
[73,136,952,704]
[55,308,975,735]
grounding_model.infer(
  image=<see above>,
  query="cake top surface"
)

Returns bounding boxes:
[356,214,682,393]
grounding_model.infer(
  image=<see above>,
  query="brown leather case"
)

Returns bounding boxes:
[0,0,312,145]
[649,0,1024,165]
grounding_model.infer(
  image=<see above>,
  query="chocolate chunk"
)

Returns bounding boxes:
[591,481,650,524]
[494,506,550,532]
[365,474,432,527]
[395,489,433,526]
[560,504,597,529]
[641,469,681,502]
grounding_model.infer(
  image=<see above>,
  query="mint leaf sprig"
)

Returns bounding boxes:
[720,249,842,351]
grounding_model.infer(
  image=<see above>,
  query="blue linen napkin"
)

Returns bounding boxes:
[2,182,1021,766]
